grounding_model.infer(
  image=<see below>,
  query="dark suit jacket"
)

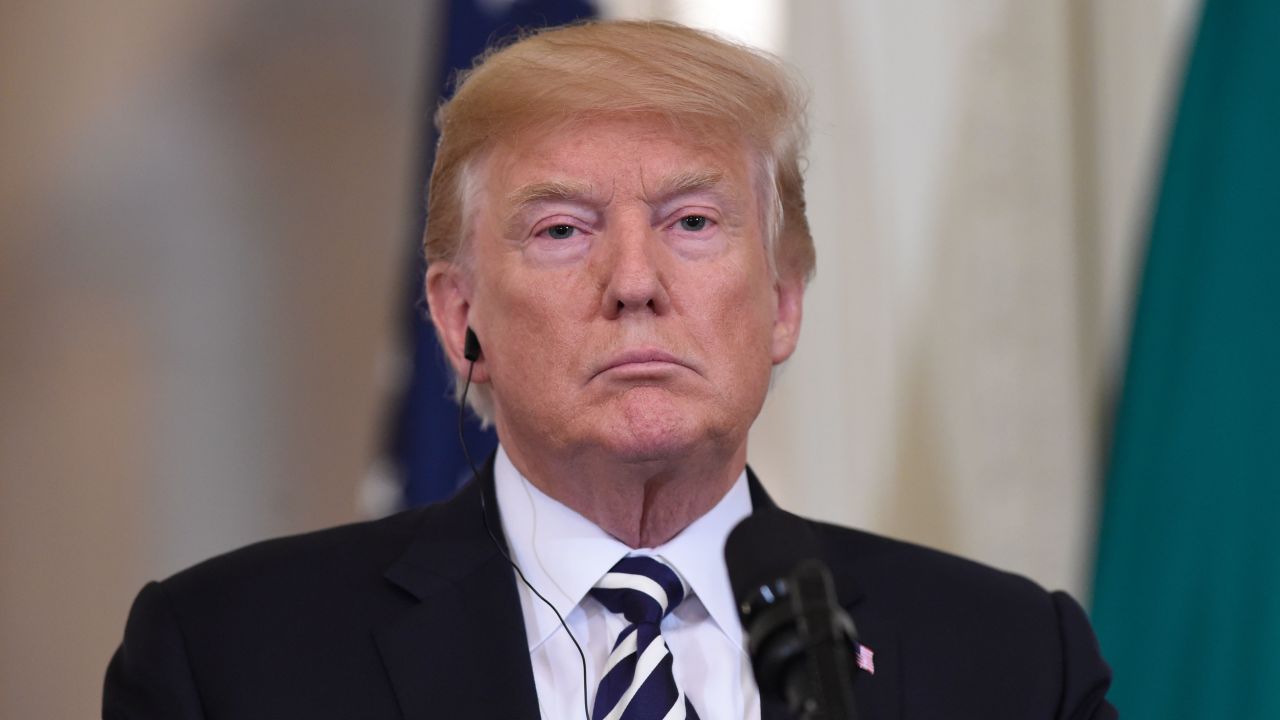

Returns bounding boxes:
[104,462,1117,719]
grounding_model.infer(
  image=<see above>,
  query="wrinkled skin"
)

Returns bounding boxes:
[427,117,804,547]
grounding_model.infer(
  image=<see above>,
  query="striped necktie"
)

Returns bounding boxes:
[589,554,700,720]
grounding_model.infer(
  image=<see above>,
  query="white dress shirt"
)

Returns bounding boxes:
[494,446,761,720]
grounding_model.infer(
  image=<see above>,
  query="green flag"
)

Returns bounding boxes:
[1092,1,1280,717]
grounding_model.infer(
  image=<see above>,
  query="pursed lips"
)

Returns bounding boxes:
[592,348,691,379]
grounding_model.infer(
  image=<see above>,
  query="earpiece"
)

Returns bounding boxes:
[464,327,482,362]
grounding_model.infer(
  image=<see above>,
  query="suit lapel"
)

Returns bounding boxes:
[748,470,903,720]
[374,461,541,720]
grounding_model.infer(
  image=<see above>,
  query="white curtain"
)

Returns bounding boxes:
[756,0,1195,596]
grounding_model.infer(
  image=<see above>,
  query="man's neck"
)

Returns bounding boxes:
[498,439,747,548]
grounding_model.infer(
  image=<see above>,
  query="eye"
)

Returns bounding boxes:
[544,224,577,240]
[678,215,709,231]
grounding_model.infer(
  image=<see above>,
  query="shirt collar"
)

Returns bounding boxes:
[493,445,752,653]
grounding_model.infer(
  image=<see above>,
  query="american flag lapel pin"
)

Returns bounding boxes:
[855,643,875,675]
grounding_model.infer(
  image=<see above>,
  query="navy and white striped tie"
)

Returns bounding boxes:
[589,554,700,720]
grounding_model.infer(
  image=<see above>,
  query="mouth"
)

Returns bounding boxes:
[593,348,690,380]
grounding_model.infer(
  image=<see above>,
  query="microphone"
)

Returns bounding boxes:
[725,511,860,720]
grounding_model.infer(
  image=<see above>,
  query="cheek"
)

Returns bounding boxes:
[694,277,777,362]
[485,270,594,368]
[511,268,597,325]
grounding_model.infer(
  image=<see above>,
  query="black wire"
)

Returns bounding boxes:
[458,360,593,720]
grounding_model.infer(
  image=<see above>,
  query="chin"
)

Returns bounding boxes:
[592,390,717,463]
[600,431,699,464]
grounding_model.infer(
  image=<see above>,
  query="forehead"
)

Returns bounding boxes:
[478,117,758,204]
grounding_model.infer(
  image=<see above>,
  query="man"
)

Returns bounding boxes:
[105,21,1116,720]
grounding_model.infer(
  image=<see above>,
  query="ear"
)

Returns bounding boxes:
[770,275,805,365]
[425,262,490,383]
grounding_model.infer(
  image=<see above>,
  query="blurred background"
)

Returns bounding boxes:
[3,0,1277,718]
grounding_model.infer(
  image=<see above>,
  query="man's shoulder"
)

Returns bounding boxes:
[105,486,503,718]
[157,485,478,611]
[166,507,408,583]
[809,519,1051,600]
[803,517,1075,639]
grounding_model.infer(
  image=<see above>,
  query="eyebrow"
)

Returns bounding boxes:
[504,180,601,209]
[642,169,727,207]
[506,169,727,210]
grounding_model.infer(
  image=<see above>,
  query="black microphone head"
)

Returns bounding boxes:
[463,327,482,362]
[725,510,824,606]
[727,510,861,717]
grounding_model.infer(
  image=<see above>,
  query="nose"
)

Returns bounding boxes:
[599,221,671,319]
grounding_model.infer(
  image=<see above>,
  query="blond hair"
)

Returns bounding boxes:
[424,20,813,419]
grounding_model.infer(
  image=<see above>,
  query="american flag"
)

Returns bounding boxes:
[856,644,875,675]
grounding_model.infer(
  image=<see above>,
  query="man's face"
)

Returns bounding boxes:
[432,117,803,467]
